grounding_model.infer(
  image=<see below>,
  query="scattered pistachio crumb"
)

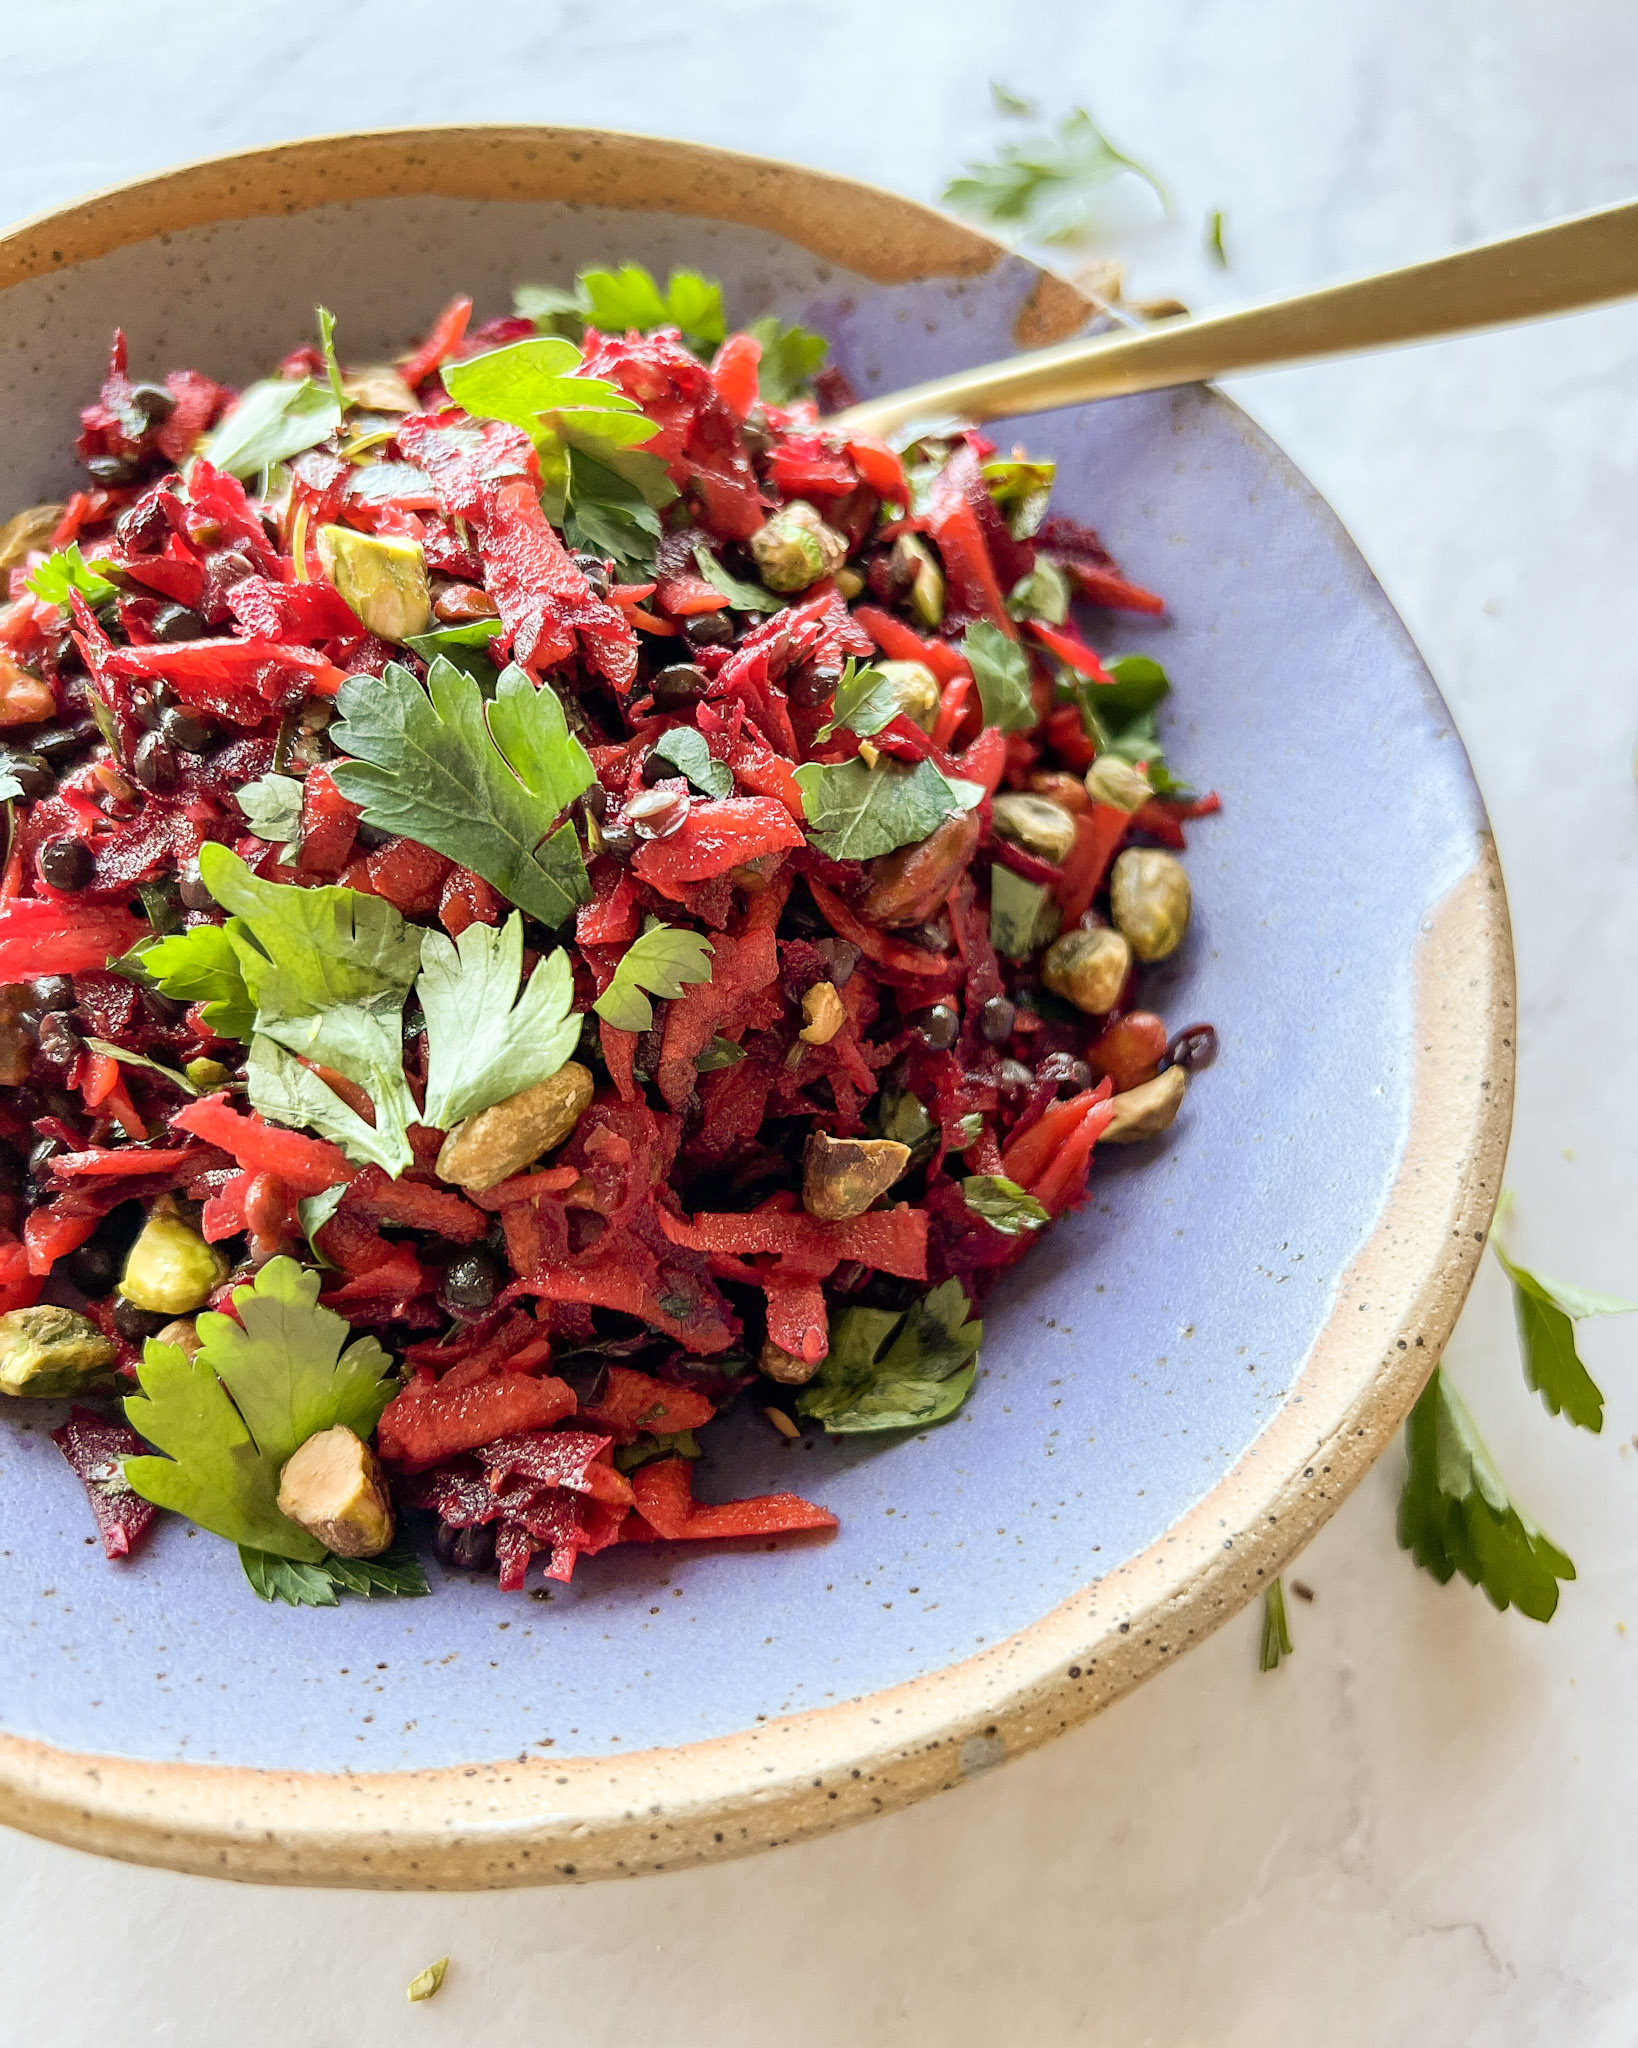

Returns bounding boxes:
[407,1956,449,2003]
[764,1406,800,1441]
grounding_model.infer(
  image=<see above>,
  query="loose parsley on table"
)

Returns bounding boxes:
[943,105,1168,246]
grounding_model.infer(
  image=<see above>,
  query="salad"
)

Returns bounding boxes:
[0,266,1216,1604]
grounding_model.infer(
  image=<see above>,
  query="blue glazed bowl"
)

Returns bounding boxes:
[0,130,1512,1887]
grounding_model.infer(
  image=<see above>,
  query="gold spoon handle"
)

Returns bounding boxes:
[830,195,1638,439]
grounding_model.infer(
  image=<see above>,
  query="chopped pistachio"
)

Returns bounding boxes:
[990,791,1078,865]
[799,980,846,1045]
[749,501,847,592]
[184,1057,231,1091]
[803,1130,911,1221]
[1109,848,1191,962]
[873,659,941,733]
[338,365,417,413]
[316,525,432,642]
[1041,926,1131,1016]
[119,1208,229,1315]
[1101,1064,1187,1143]
[1085,754,1153,813]
[891,532,945,628]
[436,1061,594,1192]
[759,1337,823,1386]
[155,1317,202,1360]
[277,1425,395,1557]
[835,566,865,600]
[0,502,66,572]
[0,1306,118,1399]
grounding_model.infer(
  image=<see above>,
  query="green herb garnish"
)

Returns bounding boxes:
[418,917,581,1130]
[793,755,983,862]
[27,544,118,611]
[649,725,732,799]
[329,657,595,929]
[963,621,1038,734]
[962,1174,1050,1236]
[199,376,341,478]
[123,1257,396,1562]
[1397,1365,1575,1622]
[592,925,714,1033]
[797,1280,983,1434]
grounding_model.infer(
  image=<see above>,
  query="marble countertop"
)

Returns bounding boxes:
[7,1,1638,2039]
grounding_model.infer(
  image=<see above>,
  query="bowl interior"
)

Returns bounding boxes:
[0,188,1487,1775]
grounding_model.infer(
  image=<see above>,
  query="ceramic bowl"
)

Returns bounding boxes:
[0,128,1512,1887]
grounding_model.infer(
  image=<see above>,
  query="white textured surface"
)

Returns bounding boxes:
[7,1,1638,2039]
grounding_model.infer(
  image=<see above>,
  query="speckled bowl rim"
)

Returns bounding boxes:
[0,126,1514,1889]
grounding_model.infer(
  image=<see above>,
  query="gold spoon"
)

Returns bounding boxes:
[830,195,1638,439]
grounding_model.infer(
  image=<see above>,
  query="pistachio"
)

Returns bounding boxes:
[1041,925,1132,1016]
[277,1425,395,1557]
[891,532,946,628]
[1028,769,1089,813]
[856,808,982,927]
[0,503,65,572]
[799,980,846,1045]
[155,1317,202,1360]
[317,525,432,642]
[338,365,418,413]
[184,1058,231,1090]
[436,1061,594,1192]
[0,1305,118,1399]
[749,501,848,592]
[759,1337,823,1387]
[1101,1064,1187,1144]
[1085,754,1153,813]
[835,566,865,600]
[870,659,942,734]
[119,1207,229,1315]
[803,1130,911,1221]
[1110,847,1191,962]
[990,791,1078,865]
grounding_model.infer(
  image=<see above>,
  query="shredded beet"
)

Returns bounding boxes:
[0,272,1216,1597]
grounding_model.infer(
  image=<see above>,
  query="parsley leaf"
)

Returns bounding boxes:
[200,376,341,478]
[130,924,254,1040]
[613,1429,702,1473]
[240,1542,430,1605]
[315,305,348,412]
[1397,1365,1576,1621]
[991,81,1039,118]
[246,1035,410,1176]
[989,865,1055,961]
[1260,1578,1293,1671]
[962,1174,1050,1235]
[691,543,784,614]
[746,315,830,406]
[296,1183,348,1266]
[580,264,726,353]
[943,106,1168,246]
[798,1280,982,1433]
[649,726,732,798]
[1492,1239,1635,1433]
[82,1037,199,1096]
[418,916,580,1129]
[563,448,665,577]
[329,658,594,929]
[815,659,901,741]
[694,1036,745,1073]
[197,843,420,1168]
[442,336,673,512]
[592,924,714,1032]
[123,1257,396,1561]
[28,543,118,611]
[403,619,502,692]
[1075,654,1191,795]
[236,772,305,859]
[1207,208,1229,268]
[794,756,983,862]
[963,621,1038,734]
[522,263,730,356]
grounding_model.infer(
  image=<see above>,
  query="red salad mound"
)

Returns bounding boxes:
[0,267,1217,1605]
